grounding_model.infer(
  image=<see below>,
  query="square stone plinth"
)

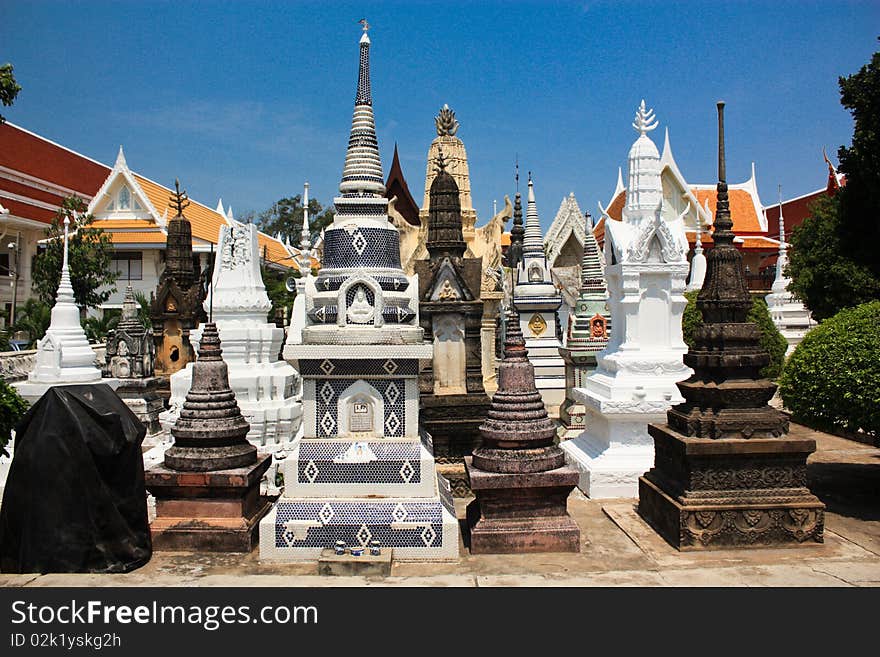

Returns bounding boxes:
[465,457,581,554]
[638,425,825,551]
[145,454,272,552]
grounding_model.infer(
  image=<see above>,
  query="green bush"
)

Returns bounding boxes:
[682,291,788,380]
[0,378,28,453]
[779,301,880,440]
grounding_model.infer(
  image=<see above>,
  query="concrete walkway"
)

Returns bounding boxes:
[2,423,878,587]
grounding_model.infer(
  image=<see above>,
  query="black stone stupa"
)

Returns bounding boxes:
[637,103,825,550]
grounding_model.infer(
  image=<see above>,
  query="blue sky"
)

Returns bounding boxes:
[3,1,878,229]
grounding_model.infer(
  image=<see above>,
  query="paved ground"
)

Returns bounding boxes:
[2,423,878,587]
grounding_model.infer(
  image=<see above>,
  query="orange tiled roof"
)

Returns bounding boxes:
[108,231,168,244]
[691,188,763,233]
[93,219,158,230]
[501,232,511,247]
[132,174,293,268]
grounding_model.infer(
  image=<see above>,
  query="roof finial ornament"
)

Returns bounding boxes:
[632,99,658,136]
[169,178,191,216]
[359,18,369,32]
[434,104,460,137]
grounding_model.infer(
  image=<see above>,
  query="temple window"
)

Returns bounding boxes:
[111,251,143,280]
[118,186,131,210]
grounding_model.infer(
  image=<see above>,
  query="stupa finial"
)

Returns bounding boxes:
[435,104,460,137]
[632,100,658,136]
[169,178,190,216]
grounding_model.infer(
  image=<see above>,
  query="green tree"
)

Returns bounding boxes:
[32,196,118,313]
[836,40,880,278]
[787,194,880,321]
[261,264,298,325]
[82,309,120,343]
[682,291,788,379]
[786,43,880,320]
[0,63,21,124]
[257,194,334,245]
[11,298,50,348]
[0,379,28,453]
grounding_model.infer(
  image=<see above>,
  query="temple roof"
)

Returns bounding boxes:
[385,143,420,225]
[544,192,585,268]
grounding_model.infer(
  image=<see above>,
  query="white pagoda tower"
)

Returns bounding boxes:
[765,187,814,355]
[260,25,458,562]
[16,213,102,403]
[561,101,692,498]
[160,221,303,454]
[512,175,566,413]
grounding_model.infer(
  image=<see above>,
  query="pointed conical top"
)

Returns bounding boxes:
[472,308,563,474]
[215,198,225,215]
[164,321,256,471]
[338,24,384,197]
[523,174,544,254]
[56,213,75,305]
[115,145,127,168]
[226,206,234,222]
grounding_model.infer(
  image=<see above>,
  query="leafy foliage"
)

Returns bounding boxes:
[682,291,788,379]
[0,378,28,453]
[787,195,880,321]
[31,196,118,311]
[82,309,121,343]
[256,194,334,247]
[786,43,880,320]
[0,63,21,124]
[779,301,880,440]
[836,40,880,279]
[261,265,298,325]
[11,298,51,348]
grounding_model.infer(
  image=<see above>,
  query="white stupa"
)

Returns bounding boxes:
[686,219,707,292]
[561,101,692,498]
[15,213,102,403]
[512,175,566,413]
[160,221,303,453]
[765,186,815,355]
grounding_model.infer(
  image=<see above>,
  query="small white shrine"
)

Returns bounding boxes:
[512,176,566,413]
[561,101,692,498]
[15,213,102,404]
[765,188,814,355]
[160,221,303,453]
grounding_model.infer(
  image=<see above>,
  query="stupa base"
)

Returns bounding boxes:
[259,476,459,562]
[144,453,272,552]
[638,424,825,550]
[107,376,167,435]
[465,457,581,554]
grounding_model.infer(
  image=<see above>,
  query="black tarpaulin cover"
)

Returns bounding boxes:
[0,384,151,573]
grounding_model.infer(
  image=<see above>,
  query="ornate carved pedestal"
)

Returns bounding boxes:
[145,455,272,552]
[466,457,580,553]
[638,427,824,550]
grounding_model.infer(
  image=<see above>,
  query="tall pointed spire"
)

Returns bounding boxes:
[771,185,788,296]
[339,21,384,198]
[507,191,525,268]
[57,214,74,305]
[115,145,127,169]
[523,173,543,254]
[299,181,311,276]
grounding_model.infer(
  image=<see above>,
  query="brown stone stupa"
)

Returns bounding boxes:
[150,179,206,377]
[637,102,824,550]
[415,151,491,494]
[144,323,272,551]
[465,309,580,553]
